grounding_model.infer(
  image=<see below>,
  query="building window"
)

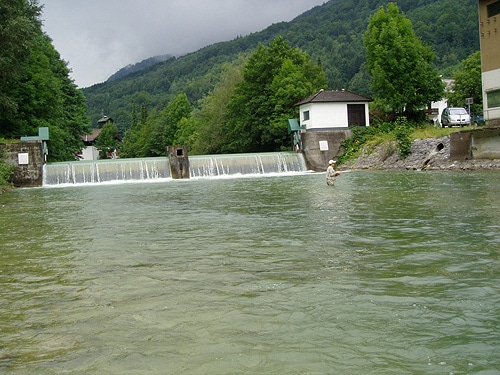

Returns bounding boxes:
[303,110,310,121]
[487,89,500,109]
[487,0,500,17]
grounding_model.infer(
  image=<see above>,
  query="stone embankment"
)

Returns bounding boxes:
[341,136,500,171]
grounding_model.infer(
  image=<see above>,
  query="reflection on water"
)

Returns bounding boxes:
[1,171,499,374]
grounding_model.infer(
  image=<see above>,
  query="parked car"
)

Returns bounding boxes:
[441,107,471,127]
[472,112,485,126]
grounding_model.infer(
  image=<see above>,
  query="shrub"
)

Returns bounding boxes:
[337,126,373,164]
[393,117,414,159]
[0,152,14,188]
[338,118,417,164]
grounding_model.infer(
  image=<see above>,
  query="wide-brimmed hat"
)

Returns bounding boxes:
[328,160,336,164]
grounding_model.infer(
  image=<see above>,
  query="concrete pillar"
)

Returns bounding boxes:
[166,146,190,179]
[450,131,472,160]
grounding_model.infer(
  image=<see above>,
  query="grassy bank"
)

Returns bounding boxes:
[338,120,479,165]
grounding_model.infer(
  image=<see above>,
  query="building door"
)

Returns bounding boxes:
[347,104,366,127]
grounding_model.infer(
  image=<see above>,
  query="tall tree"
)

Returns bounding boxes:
[20,34,89,161]
[364,2,444,118]
[224,37,326,153]
[190,57,246,155]
[0,0,89,161]
[164,93,193,146]
[94,121,120,159]
[0,0,42,134]
[14,33,89,161]
[447,51,482,114]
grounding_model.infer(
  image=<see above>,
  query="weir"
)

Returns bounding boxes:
[42,152,308,186]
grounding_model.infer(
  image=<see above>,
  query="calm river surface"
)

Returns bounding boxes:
[1,171,499,374]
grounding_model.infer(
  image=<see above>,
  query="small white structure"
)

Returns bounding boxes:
[78,116,119,160]
[295,89,371,129]
[427,79,453,126]
[79,128,101,160]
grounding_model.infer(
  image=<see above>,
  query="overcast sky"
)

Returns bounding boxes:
[41,0,326,88]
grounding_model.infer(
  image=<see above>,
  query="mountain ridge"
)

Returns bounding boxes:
[106,54,174,82]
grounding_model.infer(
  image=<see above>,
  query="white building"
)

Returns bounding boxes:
[478,0,500,126]
[79,128,101,160]
[295,89,371,130]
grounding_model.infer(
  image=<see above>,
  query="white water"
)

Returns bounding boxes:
[43,152,308,186]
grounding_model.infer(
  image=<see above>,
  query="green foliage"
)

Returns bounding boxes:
[0,149,14,188]
[337,126,380,164]
[447,51,482,114]
[82,0,479,134]
[338,118,416,164]
[1,0,480,162]
[364,3,444,118]
[26,35,89,161]
[223,37,326,153]
[393,118,414,158]
[189,57,246,155]
[94,122,120,159]
[166,93,193,146]
[0,0,42,128]
[120,108,155,158]
[120,94,193,157]
[0,0,90,161]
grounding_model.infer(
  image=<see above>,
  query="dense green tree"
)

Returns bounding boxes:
[0,0,41,131]
[190,57,246,155]
[121,106,158,158]
[364,2,444,118]
[0,148,14,188]
[121,108,136,158]
[18,34,89,161]
[447,51,482,114]
[223,37,326,153]
[173,117,197,148]
[348,64,371,98]
[144,110,167,157]
[94,122,120,159]
[164,93,193,146]
[0,0,89,161]
[120,94,193,157]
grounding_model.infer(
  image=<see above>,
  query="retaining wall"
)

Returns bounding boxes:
[300,129,352,171]
[450,127,500,160]
[0,142,45,187]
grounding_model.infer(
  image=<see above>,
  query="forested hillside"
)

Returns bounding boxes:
[83,0,479,132]
[106,54,173,83]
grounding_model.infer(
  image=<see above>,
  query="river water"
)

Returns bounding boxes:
[1,171,499,374]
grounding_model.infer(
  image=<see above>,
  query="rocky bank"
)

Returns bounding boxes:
[340,136,500,171]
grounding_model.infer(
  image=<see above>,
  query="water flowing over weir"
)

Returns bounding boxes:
[189,152,307,178]
[42,152,308,186]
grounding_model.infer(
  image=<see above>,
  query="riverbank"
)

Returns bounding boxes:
[340,135,500,171]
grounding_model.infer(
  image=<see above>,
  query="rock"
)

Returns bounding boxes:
[341,136,500,171]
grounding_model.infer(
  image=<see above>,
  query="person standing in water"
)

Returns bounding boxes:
[326,160,340,186]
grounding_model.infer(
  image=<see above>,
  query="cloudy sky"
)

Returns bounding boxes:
[41,0,326,88]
